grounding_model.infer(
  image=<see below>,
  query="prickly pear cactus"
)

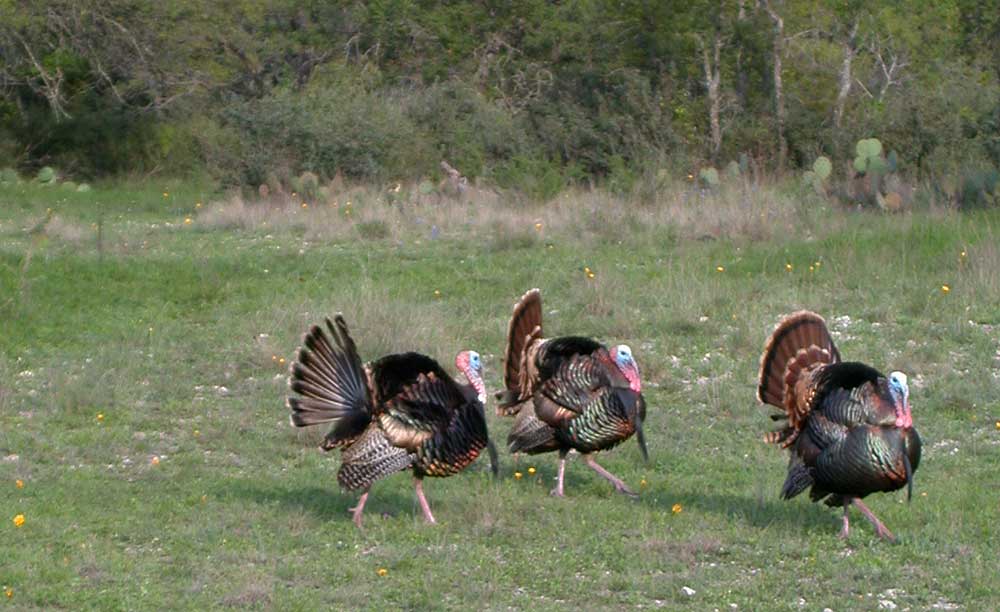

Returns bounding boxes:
[36,166,57,185]
[803,156,833,194]
[725,161,741,179]
[698,167,720,188]
[853,139,887,175]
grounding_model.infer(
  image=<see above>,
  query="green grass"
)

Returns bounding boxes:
[1,182,999,610]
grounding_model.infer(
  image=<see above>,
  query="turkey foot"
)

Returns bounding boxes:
[348,490,370,528]
[414,478,437,525]
[550,456,566,497]
[584,454,638,497]
[851,498,896,542]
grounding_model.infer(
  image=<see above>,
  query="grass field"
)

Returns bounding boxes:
[2,180,999,610]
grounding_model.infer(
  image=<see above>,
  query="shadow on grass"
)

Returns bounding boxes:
[645,489,838,535]
[221,480,414,522]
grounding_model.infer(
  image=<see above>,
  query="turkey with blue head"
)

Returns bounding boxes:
[287,315,498,527]
[757,311,922,541]
[496,289,647,497]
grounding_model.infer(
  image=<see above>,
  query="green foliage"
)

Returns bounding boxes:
[291,172,320,202]
[1,0,998,186]
[724,160,742,179]
[0,167,19,184]
[698,166,720,187]
[492,155,569,202]
[957,168,1000,210]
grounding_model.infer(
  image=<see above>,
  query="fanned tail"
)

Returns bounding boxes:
[507,406,559,454]
[757,311,840,445]
[287,315,372,449]
[497,288,543,416]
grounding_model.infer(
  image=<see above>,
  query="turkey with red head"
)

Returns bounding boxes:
[287,315,498,527]
[496,289,647,497]
[757,311,922,541]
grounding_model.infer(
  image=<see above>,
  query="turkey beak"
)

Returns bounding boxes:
[903,451,913,503]
[486,438,499,477]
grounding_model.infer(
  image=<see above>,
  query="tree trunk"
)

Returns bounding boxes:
[833,17,860,128]
[762,1,786,171]
[701,29,723,161]
[735,0,750,108]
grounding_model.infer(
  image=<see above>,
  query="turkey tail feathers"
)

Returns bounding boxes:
[287,315,372,449]
[758,310,840,408]
[498,288,543,415]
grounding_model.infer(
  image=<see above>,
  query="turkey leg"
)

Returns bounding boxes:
[583,454,638,497]
[414,477,437,525]
[850,498,896,542]
[838,502,850,539]
[551,453,567,497]
[348,489,370,528]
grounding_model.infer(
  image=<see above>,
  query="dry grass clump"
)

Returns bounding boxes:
[195,177,825,247]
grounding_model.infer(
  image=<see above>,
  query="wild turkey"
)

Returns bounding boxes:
[287,315,498,527]
[757,310,922,541]
[496,289,647,497]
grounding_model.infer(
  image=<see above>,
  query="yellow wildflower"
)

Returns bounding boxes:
[434,289,441,297]
[301,203,308,209]
[640,478,648,488]
[527,467,536,475]
[377,568,388,577]
[4,586,11,599]
[15,479,24,489]
[535,222,543,231]
[96,413,104,422]
[716,266,725,272]
[201,495,207,504]
[995,420,1000,431]
[785,263,793,272]
[941,285,951,294]
[13,514,25,527]
[184,217,192,225]
[193,430,200,437]
[586,271,595,279]
[163,192,169,198]
[195,202,202,209]
[150,456,160,466]
[278,357,286,365]
[671,503,682,514]
[514,471,523,480]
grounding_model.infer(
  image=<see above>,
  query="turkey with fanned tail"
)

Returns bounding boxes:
[287,315,498,527]
[757,310,922,541]
[496,288,648,497]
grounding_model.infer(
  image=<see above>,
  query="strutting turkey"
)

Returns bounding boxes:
[757,310,922,541]
[287,315,498,527]
[496,289,647,497]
